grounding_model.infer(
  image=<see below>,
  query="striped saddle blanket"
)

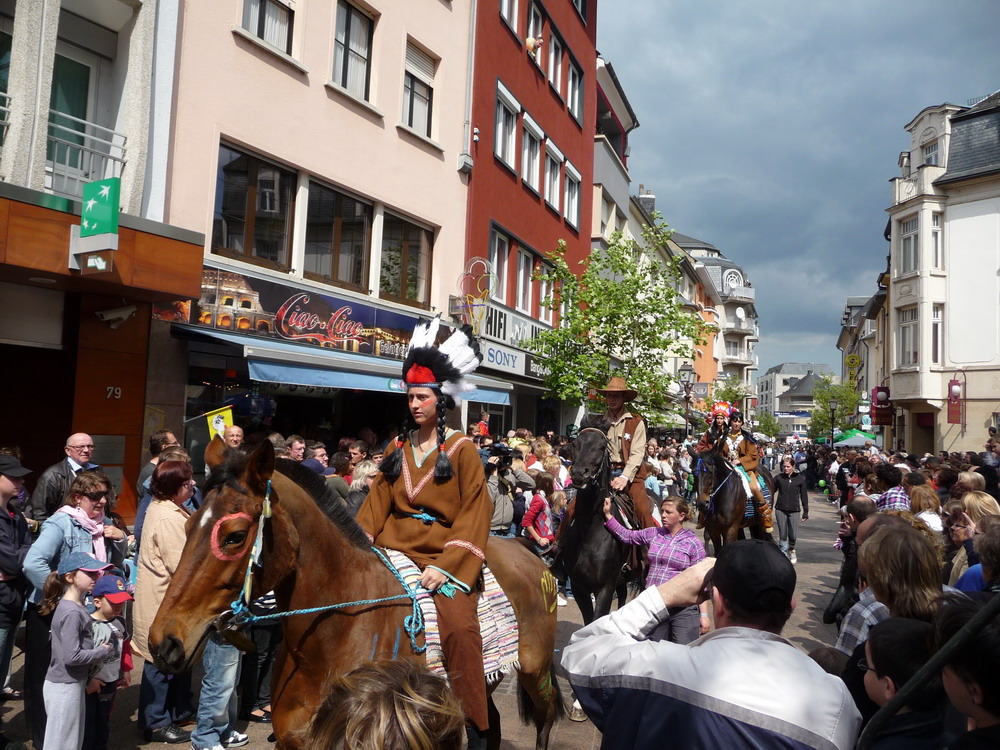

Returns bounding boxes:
[384,549,520,684]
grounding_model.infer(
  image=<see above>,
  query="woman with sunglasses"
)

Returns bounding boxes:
[22,471,127,750]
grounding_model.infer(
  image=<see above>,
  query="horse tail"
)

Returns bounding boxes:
[517,664,566,724]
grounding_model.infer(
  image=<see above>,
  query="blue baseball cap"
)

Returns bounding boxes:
[92,575,133,603]
[56,552,113,577]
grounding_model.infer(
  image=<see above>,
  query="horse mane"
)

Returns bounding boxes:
[580,413,611,432]
[697,450,730,475]
[205,454,369,549]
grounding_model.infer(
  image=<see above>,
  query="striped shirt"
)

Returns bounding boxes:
[604,518,705,587]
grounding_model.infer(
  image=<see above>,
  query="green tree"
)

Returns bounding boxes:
[807,376,861,441]
[711,378,751,409]
[756,411,781,438]
[528,219,705,412]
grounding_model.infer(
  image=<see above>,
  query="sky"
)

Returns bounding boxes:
[596,0,1000,376]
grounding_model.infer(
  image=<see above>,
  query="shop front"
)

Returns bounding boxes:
[163,264,512,463]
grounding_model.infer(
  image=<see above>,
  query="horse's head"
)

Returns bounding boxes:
[693,451,722,513]
[151,439,285,673]
[569,422,610,488]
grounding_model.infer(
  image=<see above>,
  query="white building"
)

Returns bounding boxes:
[885,90,1000,454]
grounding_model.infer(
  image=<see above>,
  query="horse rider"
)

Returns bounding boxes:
[599,376,656,528]
[354,317,492,749]
[724,409,774,534]
[696,402,732,454]
[694,402,732,528]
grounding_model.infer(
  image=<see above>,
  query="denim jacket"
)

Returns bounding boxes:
[22,511,127,603]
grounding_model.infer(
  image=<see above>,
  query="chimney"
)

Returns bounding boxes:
[638,187,655,214]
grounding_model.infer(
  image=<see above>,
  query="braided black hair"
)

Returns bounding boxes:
[379,410,417,480]
[433,396,454,479]
[380,389,457,480]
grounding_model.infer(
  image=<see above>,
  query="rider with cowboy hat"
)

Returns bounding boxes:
[599,376,656,528]
[724,408,774,534]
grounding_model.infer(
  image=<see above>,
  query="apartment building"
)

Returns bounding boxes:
[468,0,598,434]
[0,0,203,514]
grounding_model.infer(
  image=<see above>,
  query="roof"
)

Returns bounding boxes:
[936,89,1000,185]
[780,370,824,398]
[671,232,720,255]
[762,362,835,377]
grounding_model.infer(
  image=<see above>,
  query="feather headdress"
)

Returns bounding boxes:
[401,316,482,406]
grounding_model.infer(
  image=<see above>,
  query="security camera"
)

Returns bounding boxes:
[95,304,137,329]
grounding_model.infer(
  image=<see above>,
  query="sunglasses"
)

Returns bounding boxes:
[857,658,873,674]
[78,491,108,503]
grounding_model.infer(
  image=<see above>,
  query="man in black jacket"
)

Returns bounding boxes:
[28,432,99,523]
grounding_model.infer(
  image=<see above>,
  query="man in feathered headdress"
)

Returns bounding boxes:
[696,402,732,454]
[355,316,492,748]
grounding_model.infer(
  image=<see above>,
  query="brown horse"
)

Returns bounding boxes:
[149,440,564,750]
[693,451,775,555]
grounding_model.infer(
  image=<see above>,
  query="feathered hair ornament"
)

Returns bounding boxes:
[381,316,483,481]
[707,401,733,424]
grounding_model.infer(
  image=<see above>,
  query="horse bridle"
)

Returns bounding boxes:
[695,456,736,511]
[574,427,611,488]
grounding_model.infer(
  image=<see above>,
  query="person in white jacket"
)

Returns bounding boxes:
[562,540,861,750]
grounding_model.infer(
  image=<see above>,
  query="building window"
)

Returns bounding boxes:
[922,140,939,166]
[538,264,553,324]
[489,230,509,304]
[544,140,563,210]
[564,161,580,228]
[931,304,943,365]
[527,4,543,66]
[242,0,293,54]
[547,34,562,92]
[521,113,542,191]
[570,0,585,15]
[726,340,740,358]
[899,216,918,274]
[380,213,433,308]
[495,83,519,169]
[403,43,435,137]
[897,306,918,367]
[931,213,942,269]
[304,182,372,290]
[333,1,373,100]
[516,250,534,313]
[212,144,296,268]
[500,0,518,30]
[567,61,583,120]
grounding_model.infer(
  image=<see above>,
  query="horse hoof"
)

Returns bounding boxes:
[568,706,589,722]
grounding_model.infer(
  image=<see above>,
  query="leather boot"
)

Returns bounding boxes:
[466,726,488,750]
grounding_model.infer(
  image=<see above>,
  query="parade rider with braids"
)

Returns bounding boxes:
[355,317,492,750]
[694,402,732,529]
[724,409,774,535]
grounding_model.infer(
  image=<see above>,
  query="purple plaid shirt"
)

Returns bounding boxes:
[877,485,910,512]
[604,518,706,587]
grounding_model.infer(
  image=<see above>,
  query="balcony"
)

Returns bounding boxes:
[722,351,754,366]
[45,109,127,200]
[722,318,758,337]
[892,165,946,205]
[725,285,755,303]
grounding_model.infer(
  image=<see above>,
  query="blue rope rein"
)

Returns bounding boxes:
[695,457,735,515]
[225,493,427,654]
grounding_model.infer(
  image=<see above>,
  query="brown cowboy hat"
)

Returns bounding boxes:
[596,376,638,402]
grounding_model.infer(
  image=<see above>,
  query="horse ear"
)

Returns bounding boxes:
[245,439,275,495]
[204,435,227,470]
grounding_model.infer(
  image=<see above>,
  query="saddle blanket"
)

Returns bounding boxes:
[731,465,771,520]
[384,549,520,684]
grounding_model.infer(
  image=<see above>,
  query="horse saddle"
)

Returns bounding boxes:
[384,549,520,685]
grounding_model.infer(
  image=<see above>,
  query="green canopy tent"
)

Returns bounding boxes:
[833,429,878,448]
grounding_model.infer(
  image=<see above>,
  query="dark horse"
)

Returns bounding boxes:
[694,451,775,555]
[149,440,564,750]
[556,425,640,625]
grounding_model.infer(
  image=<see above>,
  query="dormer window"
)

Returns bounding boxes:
[724,269,742,291]
[898,151,911,177]
[922,140,939,166]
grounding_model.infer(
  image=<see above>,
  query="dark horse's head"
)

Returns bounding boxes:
[569,418,611,489]
[693,451,731,516]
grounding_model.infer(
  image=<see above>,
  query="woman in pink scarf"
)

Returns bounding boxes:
[22,471,128,750]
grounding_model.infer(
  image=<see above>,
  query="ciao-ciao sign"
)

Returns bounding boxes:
[275,293,365,344]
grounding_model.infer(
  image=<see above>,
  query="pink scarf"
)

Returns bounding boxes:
[56,505,108,563]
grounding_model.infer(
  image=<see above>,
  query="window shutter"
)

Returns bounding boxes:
[405,43,435,86]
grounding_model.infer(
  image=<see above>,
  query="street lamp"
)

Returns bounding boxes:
[829,398,840,450]
[678,362,695,439]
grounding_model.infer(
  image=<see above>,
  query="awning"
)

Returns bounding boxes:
[175,325,512,405]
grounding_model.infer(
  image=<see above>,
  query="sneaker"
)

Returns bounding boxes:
[222,731,249,748]
[789,550,797,565]
[191,746,223,750]
[557,595,567,607]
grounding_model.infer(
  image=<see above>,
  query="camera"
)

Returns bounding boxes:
[481,442,514,474]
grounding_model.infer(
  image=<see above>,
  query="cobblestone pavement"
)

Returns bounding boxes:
[0,492,842,749]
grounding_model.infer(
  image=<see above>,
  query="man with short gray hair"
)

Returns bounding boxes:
[29,433,99,523]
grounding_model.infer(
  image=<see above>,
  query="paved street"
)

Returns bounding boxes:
[0,492,842,749]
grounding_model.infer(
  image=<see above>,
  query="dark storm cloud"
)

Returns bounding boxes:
[597,0,1000,372]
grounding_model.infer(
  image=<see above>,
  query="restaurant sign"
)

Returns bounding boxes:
[153,266,422,361]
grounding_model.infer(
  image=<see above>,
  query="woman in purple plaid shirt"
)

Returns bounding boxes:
[602,495,709,643]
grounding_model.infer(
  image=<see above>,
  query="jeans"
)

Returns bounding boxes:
[239,623,281,715]
[139,662,193,731]
[191,633,242,749]
[0,623,14,731]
